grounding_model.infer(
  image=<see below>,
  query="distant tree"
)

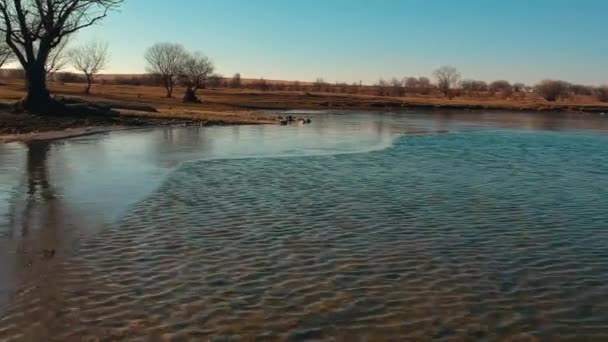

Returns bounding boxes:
[145,43,188,98]
[595,86,608,102]
[313,77,327,91]
[418,76,432,94]
[68,40,108,94]
[404,77,419,90]
[207,74,224,88]
[489,80,512,93]
[512,83,526,93]
[489,80,513,97]
[0,0,124,112]
[254,77,269,91]
[336,82,348,94]
[55,72,86,83]
[376,78,389,96]
[461,79,488,96]
[0,35,13,69]
[534,80,571,102]
[180,52,214,102]
[570,84,593,96]
[390,77,405,96]
[433,66,461,99]
[230,73,242,88]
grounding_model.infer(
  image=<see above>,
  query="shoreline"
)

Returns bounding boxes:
[2,79,608,143]
[2,104,607,143]
[0,106,279,143]
[0,118,277,143]
[0,125,144,143]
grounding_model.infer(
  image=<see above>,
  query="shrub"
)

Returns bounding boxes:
[534,80,571,101]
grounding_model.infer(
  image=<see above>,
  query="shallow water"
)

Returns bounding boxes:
[1,110,608,340]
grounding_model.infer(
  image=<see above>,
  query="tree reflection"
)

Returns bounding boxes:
[25,141,55,201]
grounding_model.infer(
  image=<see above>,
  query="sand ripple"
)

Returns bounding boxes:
[2,131,608,340]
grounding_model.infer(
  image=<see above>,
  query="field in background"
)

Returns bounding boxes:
[1,78,607,113]
[2,77,608,135]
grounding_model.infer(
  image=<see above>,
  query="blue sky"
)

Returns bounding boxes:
[75,0,608,85]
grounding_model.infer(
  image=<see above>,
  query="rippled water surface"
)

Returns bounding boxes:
[1,110,608,340]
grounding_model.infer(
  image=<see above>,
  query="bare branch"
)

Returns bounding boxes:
[433,66,461,99]
[144,42,188,98]
[67,39,108,93]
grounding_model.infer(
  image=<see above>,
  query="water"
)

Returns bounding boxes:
[1,110,608,340]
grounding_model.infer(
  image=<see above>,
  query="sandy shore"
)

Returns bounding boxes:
[0,125,141,143]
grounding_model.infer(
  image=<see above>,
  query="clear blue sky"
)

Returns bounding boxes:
[76,0,608,85]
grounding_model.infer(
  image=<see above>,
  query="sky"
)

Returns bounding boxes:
[69,0,608,85]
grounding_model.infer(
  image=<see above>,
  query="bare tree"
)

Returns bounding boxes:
[512,83,526,93]
[489,80,513,97]
[433,66,461,99]
[418,76,431,94]
[313,77,327,92]
[0,0,123,112]
[376,78,389,96]
[461,79,488,96]
[68,40,108,94]
[489,80,512,93]
[534,80,570,102]
[145,43,188,98]
[253,77,269,91]
[570,84,593,96]
[180,52,214,102]
[46,38,71,80]
[404,77,419,90]
[594,86,608,102]
[230,73,241,88]
[0,34,12,68]
[390,77,404,96]
[206,74,224,88]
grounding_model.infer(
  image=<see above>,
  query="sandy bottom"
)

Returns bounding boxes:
[2,129,608,341]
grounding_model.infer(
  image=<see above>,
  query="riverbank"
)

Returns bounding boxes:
[1,79,608,140]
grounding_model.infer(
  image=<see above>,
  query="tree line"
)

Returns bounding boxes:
[0,0,606,115]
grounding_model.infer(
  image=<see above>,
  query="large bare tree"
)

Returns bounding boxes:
[0,33,12,68]
[433,66,461,99]
[144,42,187,98]
[46,37,70,80]
[0,0,123,112]
[68,39,108,93]
[180,51,214,102]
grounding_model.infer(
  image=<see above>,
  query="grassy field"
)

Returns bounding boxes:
[1,79,608,135]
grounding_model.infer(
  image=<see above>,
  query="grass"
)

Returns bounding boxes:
[1,79,607,135]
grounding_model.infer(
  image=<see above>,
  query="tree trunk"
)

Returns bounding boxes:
[85,75,92,94]
[164,78,173,98]
[20,63,53,113]
[182,87,200,103]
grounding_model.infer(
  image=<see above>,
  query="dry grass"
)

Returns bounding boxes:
[2,79,607,113]
[1,79,607,135]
